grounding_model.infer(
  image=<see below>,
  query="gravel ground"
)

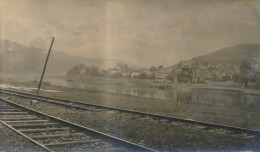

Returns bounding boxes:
[3,95,259,152]
[0,123,47,152]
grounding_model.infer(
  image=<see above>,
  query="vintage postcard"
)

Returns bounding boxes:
[0,0,259,151]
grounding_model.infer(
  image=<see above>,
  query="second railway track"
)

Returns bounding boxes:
[0,98,156,152]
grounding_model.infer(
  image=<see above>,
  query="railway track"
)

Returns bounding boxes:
[0,88,259,137]
[0,98,156,152]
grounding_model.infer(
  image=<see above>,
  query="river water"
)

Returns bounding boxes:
[45,77,260,130]
[45,77,260,112]
[46,78,259,104]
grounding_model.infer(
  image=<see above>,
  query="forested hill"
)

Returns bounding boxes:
[195,44,260,65]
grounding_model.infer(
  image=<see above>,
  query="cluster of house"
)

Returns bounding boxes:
[154,59,260,84]
[109,60,240,83]
[68,60,260,85]
[108,67,153,78]
[154,60,207,83]
[109,60,208,83]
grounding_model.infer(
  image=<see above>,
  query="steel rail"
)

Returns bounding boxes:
[0,98,157,152]
[0,88,259,136]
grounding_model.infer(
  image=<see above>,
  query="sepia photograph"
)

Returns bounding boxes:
[0,0,259,151]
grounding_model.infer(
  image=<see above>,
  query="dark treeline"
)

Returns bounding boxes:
[66,63,157,79]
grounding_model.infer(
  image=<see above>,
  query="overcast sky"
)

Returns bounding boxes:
[1,0,260,67]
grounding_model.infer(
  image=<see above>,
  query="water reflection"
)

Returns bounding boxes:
[47,78,260,129]
[66,80,260,111]
[175,90,260,129]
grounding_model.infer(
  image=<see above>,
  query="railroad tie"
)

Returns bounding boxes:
[0,110,23,113]
[0,112,28,115]
[18,127,70,133]
[0,106,13,108]
[44,140,100,146]
[0,116,40,120]
[11,123,59,128]
[4,120,50,123]
[0,108,19,111]
[0,116,38,121]
[30,133,85,140]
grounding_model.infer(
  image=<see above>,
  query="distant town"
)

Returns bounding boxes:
[67,58,260,89]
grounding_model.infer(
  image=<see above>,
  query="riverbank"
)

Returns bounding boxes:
[190,85,260,95]
[1,75,260,94]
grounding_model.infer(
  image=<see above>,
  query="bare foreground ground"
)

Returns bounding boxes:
[0,79,260,151]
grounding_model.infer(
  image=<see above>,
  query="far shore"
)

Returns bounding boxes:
[1,75,260,95]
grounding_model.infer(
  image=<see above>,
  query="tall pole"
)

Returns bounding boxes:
[36,37,55,95]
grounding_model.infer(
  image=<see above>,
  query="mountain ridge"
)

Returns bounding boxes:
[0,39,122,78]
[0,39,120,62]
[167,43,260,70]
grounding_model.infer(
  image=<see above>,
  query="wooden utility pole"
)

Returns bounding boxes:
[36,37,55,95]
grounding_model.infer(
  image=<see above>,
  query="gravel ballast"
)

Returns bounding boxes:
[2,95,259,152]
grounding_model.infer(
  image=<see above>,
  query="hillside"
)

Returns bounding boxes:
[0,39,120,78]
[196,44,260,65]
[168,44,260,69]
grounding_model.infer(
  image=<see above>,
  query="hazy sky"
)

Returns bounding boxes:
[1,0,260,67]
